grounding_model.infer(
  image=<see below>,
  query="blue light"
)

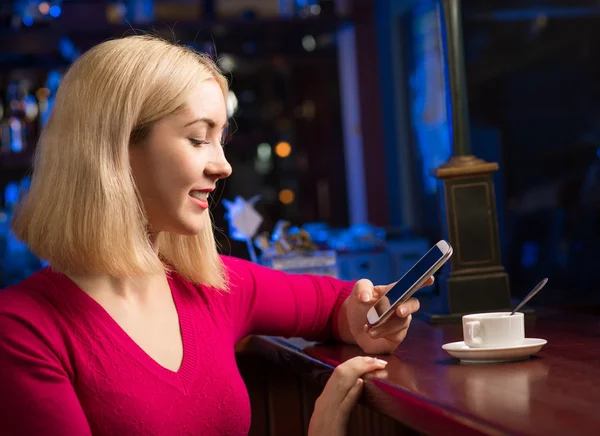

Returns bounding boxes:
[20,176,31,193]
[521,241,539,268]
[22,15,33,27]
[58,37,80,61]
[49,5,61,18]
[5,183,19,206]
[596,148,600,159]
[489,8,600,21]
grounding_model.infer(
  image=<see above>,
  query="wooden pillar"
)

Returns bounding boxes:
[422,0,512,322]
[349,0,389,227]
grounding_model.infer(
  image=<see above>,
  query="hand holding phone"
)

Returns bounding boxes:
[342,241,452,355]
[366,240,453,328]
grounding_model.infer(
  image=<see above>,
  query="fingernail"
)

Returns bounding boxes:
[399,306,408,316]
[360,293,370,303]
[375,359,388,366]
[363,324,369,333]
[369,329,379,337]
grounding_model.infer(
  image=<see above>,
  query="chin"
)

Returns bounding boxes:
[176,225,205,236]
[157,220,205,237]
[159,208,210,236]
[178,218,209,236]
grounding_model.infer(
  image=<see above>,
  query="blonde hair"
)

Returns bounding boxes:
[12,35,229,289]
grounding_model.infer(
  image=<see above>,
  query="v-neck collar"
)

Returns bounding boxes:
[42,268,198,393]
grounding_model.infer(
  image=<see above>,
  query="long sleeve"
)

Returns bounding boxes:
[0,291,92,436]
[220,255,354,343]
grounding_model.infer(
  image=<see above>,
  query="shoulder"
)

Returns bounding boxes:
[167,255,261,299]
[0,269,67,355]
[218,254,351,290]
[168,255,279,307]
[0,268,57,318]
[220,254,254,272]
[219,254,283,288]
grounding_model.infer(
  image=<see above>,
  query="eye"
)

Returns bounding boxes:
[189,138,209,147]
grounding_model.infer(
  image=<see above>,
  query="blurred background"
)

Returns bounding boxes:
[1,0,600,307]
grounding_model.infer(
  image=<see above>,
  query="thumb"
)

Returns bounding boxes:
[352,279,375,304]
[353,279,398,305]
[367,281,399,306]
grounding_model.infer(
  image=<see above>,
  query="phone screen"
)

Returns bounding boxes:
[369,244,447,320]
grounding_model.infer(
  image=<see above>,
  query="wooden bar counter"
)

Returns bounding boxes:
[236,307,600,436]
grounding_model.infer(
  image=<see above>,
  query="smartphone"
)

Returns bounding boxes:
[366,240,453,327]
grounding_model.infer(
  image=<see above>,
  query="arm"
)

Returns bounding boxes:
[0,294,92,435]
[221,255,355,343]
[335,297,356,345]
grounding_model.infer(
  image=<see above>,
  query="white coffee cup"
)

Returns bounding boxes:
[462,312,525,348]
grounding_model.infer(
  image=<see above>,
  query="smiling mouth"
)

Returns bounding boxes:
[189,190,209,201]
[189,191,210,209]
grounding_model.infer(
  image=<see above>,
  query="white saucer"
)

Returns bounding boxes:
[441,338,547,364]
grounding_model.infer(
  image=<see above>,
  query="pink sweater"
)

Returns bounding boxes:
[0,255,353,435]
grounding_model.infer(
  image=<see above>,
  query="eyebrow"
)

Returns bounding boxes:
[184,117,229,129]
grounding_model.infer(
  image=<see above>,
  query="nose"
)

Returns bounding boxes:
[205,147,232,180]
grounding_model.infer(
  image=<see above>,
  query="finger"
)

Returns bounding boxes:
[355,279,405,305]
[353,279,375,303]
[369,368,389,379]
[320,356,387,405]
[396,297,420,318]
[420,276,435,288]
[338,378,364,418]
[365,298,419,336]
[367,314,412,339]
[330,356,388,388]
[373,296,391,314]
[372,281,398,300]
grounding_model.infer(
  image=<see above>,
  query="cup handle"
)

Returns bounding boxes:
[465,321,482,345]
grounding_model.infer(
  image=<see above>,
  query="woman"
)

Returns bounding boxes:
[0,36,428,436]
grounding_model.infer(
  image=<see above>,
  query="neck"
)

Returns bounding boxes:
[67,232,166,301]
[67,270,168,303]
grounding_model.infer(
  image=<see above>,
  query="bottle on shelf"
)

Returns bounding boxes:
[0,78,41,160]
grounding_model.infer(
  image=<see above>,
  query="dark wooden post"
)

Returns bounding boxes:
[422,0,512,323]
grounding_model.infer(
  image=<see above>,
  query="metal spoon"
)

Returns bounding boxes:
[511,278,549,315]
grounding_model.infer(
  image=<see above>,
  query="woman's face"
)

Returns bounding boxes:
[130,79,232,235]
